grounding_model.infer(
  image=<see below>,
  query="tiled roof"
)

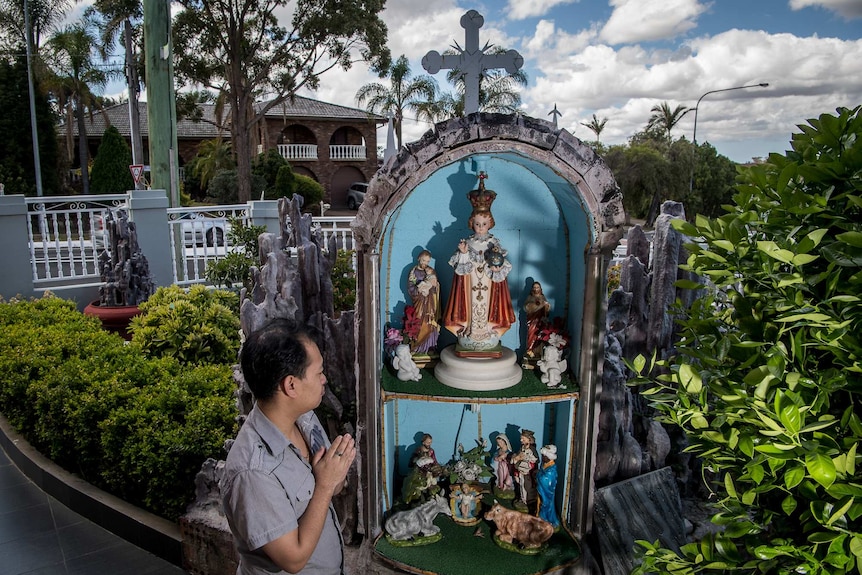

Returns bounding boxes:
[67,95,385,138]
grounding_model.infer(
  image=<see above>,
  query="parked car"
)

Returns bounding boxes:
[346,182,368,210]
[176,212,230,247]
[93,211,230,249]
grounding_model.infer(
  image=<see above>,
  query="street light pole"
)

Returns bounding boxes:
[24,0,43,196]
[690,82,769,192]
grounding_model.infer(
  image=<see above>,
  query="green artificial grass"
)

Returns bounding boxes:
[374,497,582,575]
[381,365,578,400]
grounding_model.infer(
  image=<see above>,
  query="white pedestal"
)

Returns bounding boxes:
[434,345,523,391]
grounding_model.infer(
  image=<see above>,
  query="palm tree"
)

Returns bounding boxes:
[355,55,438,149]
[580,114,608,143]
[647,101,691,141]
[87,0,144,166]
[0,0,72,52]
[421,46,528,122]
[190,139,234,190]
[45,19,112,195]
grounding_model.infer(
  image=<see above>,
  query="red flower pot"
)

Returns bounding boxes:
[83,300,141,340]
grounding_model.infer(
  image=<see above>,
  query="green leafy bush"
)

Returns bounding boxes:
[295,173,324,207]
[130,284,241,365]
[98,363,235,518]
[207,169,266,203]
[332,249,357,314]
[90,125,134,194]
[0,295,237,521]
[205,217,266,292]
[630,106,862,574]
[273,164,297,200]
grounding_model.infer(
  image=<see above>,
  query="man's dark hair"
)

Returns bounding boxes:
[240,318,319,401]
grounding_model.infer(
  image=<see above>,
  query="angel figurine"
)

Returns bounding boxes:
[393,344,421,381]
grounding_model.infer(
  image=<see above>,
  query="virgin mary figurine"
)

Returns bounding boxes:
[443,173,516,355]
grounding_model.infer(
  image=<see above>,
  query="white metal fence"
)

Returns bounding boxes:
[25,195,128,287]
[24,195,356,291]
[168,205,250,286]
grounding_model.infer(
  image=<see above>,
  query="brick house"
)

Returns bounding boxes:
[71,96,386,208]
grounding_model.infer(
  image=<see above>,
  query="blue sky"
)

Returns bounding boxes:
[302,0,861,163]
[84,0,861,164]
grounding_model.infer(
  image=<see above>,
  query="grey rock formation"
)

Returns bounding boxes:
[97,209,155,307]
[182,196,359,574]
[594,467,686,575]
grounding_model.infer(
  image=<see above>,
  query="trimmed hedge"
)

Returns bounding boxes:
[0,295,237,521]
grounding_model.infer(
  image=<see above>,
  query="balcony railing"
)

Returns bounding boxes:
[329,145,366,161]
[278,144,318,161]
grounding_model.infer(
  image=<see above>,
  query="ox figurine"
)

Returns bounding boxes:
[484,501,554,552]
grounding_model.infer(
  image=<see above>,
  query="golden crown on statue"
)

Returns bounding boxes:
[467,171,497,214]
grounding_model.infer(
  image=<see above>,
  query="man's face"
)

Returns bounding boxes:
[293,340,327,410]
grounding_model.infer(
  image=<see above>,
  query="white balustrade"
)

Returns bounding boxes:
[278,144,318,160]
[25,195,128,285]
[329,145,366,161]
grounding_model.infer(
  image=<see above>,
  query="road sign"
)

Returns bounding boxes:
[130,164,144,184]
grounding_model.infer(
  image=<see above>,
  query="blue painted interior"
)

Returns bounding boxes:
[380,152,594,357]
[382,398,576,512]
[377,150,595,515]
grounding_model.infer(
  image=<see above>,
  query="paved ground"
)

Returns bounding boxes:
[0,446,186,575]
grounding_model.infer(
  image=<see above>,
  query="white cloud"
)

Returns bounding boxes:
[522,19,598,57]
[789,0,862,19]
[505,0,582,21]
[522,24,862,161]
[600,0,710,45]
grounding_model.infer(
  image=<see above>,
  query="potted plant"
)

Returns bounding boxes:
[84,209,155,339]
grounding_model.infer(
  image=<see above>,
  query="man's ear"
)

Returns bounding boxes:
[281,375,298,398]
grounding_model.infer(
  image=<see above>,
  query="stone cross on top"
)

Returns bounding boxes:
[422,10,524,115]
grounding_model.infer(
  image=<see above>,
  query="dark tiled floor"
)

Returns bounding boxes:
[0,447,187,575]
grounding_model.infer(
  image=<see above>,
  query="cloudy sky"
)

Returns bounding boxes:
[300,0,861,163]
[84,0,861,164]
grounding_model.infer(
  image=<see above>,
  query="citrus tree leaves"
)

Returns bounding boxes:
[631,106,862,575]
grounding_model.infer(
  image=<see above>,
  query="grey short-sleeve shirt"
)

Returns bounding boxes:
[221,405,344,575]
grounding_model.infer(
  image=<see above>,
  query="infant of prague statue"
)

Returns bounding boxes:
[443,173,516,353]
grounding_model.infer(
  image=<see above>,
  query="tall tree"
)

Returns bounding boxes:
[580,114,608,143]
[355,54,437,149]
[0,54,59,195]
[0,0,71,53]
[647,101,691,141]
[90,125,134,193]
[45,19,112,195]
[172,0,391,203]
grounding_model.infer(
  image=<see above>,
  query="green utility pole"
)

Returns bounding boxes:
[143,0,179,206]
